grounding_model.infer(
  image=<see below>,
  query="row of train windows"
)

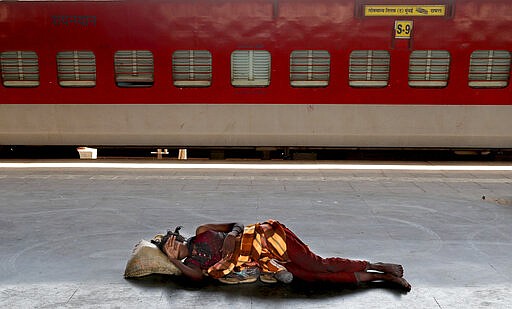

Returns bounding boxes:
[0,49,511,89]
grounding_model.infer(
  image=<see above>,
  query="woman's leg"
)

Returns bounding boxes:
[284,228,368,277]
[285,263,361,283]
[283,228,409,287]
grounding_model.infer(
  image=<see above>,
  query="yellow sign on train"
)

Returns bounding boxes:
[364,5,446,17]
[395,21,413,39]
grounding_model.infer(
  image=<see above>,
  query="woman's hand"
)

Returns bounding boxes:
[163,235,181,260]
[221,234,236,260]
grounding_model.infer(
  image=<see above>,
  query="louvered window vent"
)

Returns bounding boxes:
[349,50,390,87]
[114,50,154,87]
[231,50,271,87]
[0,51,40,87]
[57,51,96,87]
[469,50,510,88]
[290,50,330,87]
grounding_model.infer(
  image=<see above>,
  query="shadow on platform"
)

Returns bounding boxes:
[125,274,409,300]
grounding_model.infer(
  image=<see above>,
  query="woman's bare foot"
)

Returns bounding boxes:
[356,271,412,292]
[370,263,404,277]
[388,275,412,292]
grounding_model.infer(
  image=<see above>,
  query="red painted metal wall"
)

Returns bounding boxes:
[0,0,510,105]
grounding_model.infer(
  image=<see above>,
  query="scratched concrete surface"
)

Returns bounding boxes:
[1,161,512,308]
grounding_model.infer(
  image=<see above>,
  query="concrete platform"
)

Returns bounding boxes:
[1,160,512,308]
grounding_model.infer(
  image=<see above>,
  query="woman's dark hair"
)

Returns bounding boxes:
[152,226,186,252]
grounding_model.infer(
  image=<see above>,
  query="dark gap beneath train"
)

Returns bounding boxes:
[1,146,512,161]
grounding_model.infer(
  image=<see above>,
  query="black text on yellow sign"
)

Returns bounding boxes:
[365,5,446,17]
[395,20,413,39]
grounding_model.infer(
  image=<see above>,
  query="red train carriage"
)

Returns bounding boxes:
[0,0,511,149]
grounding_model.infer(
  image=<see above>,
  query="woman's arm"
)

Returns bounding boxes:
[196,223,244,260]
[166,257,203,281]
[195,223,244,236]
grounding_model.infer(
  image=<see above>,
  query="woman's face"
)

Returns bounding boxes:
[176,241,189,259]
[163,235,189,260]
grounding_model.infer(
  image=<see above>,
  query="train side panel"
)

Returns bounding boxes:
[0,0,511,147]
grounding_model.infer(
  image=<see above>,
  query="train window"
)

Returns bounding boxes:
[114,50,154,87]
[172,50,212,87]
[349,50,390,87]
[0,51,40,87]
[231,50,271,87]
[468,50,511,88]
[408,50,450,88]
[290,50,330,87]
[57,51,96,87]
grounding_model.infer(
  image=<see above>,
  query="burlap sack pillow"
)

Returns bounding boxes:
[124,239,182,278]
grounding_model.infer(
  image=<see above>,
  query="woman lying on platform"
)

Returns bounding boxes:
[152,220,411,291]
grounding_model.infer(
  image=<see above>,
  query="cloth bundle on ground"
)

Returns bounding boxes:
[124,239,182,278]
